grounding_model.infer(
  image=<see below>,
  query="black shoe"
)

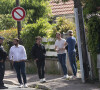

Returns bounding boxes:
[0,86,8,89]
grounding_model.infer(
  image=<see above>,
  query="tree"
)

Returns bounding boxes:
[0,0,52,23]
[51,17,75,37]
[83,0,100,80]
[0,14,16,30]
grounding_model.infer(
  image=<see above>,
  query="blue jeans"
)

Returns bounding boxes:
[68,51,77,76]
[57,53,67,75]
[13,61,27,84]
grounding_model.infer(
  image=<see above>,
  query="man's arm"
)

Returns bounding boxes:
[60,41,68,50]
[9,47,13,61]
[55,46,59,53]
[21,46,27,61]
[43,45,46,54]
[0,48,3,61]
[31,45,38,61]
[9,47,14,64]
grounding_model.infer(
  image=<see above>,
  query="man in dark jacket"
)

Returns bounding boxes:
[31,36,46,83]
[0,36,8,89]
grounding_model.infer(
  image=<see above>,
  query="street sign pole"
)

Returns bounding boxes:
[16,0,21,39]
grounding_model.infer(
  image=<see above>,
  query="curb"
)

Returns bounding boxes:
[4,80,51,90]
[29,84,50,90]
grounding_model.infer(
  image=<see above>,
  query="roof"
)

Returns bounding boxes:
[50,0,74,16]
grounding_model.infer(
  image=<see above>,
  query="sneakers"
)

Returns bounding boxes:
[40,78,46,83]
[24,84,28,88]
[0,86,8,89]
[19,84,23,88]
[43,78,46,83]
[40,79,43,83]
[62,75,70,79]
[19,84,28,88]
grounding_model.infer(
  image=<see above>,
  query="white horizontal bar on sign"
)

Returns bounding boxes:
[46,51,57,56]
[45,45,55,49]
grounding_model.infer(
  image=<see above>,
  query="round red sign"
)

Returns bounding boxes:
[12,7,26,21]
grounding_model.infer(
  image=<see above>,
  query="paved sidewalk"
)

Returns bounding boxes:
[3,70,100,90]
[4,84,38,90]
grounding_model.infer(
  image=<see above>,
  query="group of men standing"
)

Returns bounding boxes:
[0,38,28,89]
[55,30,77,79]
[0,36,46,89]
[0,30,77,89]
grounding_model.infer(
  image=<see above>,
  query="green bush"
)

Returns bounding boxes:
[87,16,100,54]
[0,14,16,30]
[21,18,53,59]
[21,0,52,23]
[87,16,100,78]
[0,28,18,53]
[51,17,75,37]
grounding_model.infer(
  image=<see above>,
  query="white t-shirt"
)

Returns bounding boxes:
[55,38,66,54]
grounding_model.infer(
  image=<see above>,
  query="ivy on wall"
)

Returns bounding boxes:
[87,16,100,54]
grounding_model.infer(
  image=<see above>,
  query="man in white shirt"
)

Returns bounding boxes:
[55,32,68,79]
[9,38,27,88]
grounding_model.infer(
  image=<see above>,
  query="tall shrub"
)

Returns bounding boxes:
[0,28,17,53]
[21,18,53,59]
[0,14,16,30]
[87,16,100,78]
[51,17,75,37]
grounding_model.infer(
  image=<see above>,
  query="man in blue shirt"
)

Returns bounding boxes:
[66,30,77,78]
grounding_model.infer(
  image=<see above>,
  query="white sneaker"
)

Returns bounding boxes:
[24,84,28,88]
[62,75,67,79]
[19,84,23,88]
[40,79,43,83]
[62,75,70,79]
[43,78,46,82]
[67,75,70,78]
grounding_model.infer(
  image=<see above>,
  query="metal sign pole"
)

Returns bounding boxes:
[16,0,21,39]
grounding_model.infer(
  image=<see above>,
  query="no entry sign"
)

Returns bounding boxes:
[12,7,26,21]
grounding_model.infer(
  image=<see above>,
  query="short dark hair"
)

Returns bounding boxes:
[35,36,42,41]
[14,38,19,42]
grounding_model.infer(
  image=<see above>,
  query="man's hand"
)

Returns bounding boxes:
[59,48,65,50]
[55,49,59,53]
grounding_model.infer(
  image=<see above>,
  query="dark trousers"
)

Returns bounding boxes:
[68,51,77,76]
[36,60,45,79]
[13,61,27,84]
[57,53,67,75]
[0,62,5,87]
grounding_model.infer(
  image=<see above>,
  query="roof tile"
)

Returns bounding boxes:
[50,0,74,16]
